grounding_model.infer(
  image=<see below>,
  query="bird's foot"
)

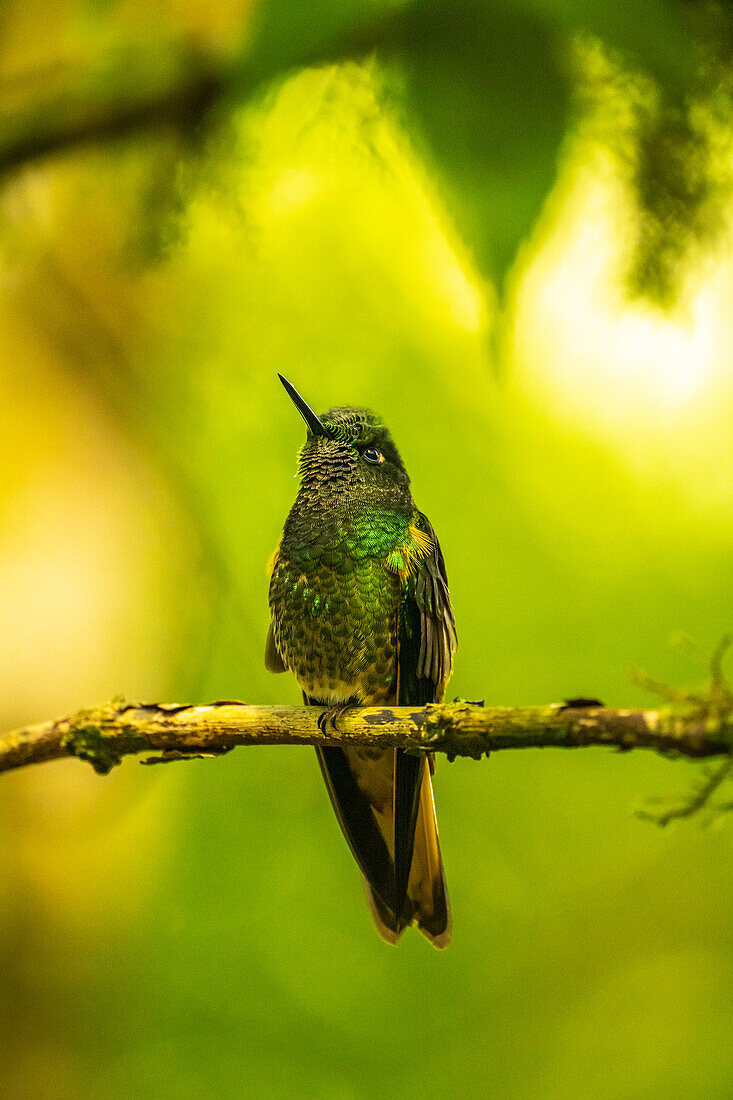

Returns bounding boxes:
[317,704,355,735]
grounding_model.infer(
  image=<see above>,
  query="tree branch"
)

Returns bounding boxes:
[0,46,230,177]
[0,12,388,178]
[0,699,730,776]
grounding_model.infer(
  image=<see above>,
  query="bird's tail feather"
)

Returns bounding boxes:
[407,762,451,948]
[363,764,450,948]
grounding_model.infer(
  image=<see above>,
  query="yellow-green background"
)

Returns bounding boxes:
[1,3,731,1098]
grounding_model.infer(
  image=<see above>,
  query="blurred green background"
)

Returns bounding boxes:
[1,2,732,1098]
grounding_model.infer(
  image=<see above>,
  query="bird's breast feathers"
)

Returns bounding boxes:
[268,513,440,703]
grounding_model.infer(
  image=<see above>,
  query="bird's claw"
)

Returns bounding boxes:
[318,704,353,735]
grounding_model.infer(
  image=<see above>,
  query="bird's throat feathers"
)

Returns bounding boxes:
[294,405,412,511]
[283,403,432,570]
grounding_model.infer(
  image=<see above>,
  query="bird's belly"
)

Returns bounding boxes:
[269,556,399,705]
[300,678,383,706]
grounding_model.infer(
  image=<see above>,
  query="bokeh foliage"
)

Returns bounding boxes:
[0,1,732,1098]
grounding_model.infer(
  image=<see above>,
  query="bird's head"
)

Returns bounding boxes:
[278,375,412,509]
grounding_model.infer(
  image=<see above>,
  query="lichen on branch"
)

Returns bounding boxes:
[0,695,730,777]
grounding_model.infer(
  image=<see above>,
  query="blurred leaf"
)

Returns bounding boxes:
[571,8,733,307]
[630,101,720,304]
[243,0,413,86]
[0,0,704,299]
[242,0,700,294]
[626,12,733,304]
[506,0,697,90]
[374,1,570,289]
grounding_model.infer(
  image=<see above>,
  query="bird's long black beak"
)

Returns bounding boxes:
[278,374,328,437]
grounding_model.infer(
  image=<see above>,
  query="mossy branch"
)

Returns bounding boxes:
[1,697,730,777]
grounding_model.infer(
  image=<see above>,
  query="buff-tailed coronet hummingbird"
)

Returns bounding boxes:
[266,375,456,946]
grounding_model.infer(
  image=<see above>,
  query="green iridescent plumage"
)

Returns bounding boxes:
[266,378,456,946]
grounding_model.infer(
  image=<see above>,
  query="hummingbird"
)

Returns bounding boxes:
[266,375,456,946]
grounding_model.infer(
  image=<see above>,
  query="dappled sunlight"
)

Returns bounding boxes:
[263,166,323,219]
[0,331,194,725]
[417,224,485,334]
[512,160,732,510]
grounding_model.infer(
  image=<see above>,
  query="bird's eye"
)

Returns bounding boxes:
[362,448,384,465]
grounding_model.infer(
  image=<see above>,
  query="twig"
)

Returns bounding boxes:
[636,758,732,826]
[631,634,733,821]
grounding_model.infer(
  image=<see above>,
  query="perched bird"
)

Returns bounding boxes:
[266,376,457,946]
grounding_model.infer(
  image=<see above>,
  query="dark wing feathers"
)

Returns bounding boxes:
[313,740,396,914]
[393,511,456,922]
[413,521,457,687]
[393,751,424,921]
[265,622,287,673]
